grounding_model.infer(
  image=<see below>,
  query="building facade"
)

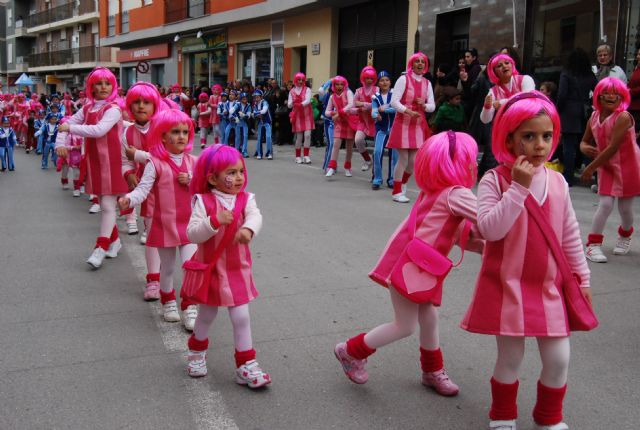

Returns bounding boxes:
[4,0,118,94]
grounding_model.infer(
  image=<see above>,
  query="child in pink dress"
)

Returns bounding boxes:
[197,92,212,149]
[579,77,640,262]
[208,85,222,144]
[461,92,593,430]
[325,76,356,177]
[184,144,271,389]
[288,73,315,164]
[352,66,376,171]
[119,109,199,331]
[57,119,83,197]
[334,131,483,396]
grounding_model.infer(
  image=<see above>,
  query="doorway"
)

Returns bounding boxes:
[434,8,470,72]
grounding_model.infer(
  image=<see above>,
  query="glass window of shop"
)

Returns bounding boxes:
[188,49,228,87]
[623,0,640,75]
[238,41,271,86]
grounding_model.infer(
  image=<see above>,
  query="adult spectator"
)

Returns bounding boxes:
[627,47,640,134]
[463,48,482,86]
[557,48,598,186]
[592,44,627,83]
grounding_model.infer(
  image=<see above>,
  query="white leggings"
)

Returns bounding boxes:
[330,138,354,165]
[591,196,635,234]
[493,336,570,388]
[364,286,439,350]
[61,165,80,181]
[393,149,417,182]
[157,245,197,294]
[199,128,207,141]
[212,124,221,142]
[193,304,253,352]
[99,195,118,238]
[354,130,369,154]
[143,218,160,274]
[295,131,311,149]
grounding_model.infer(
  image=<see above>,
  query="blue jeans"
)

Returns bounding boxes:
[254,123,272,157]
[322,119,335,170]
[235,122,249,156]
[372,130,398,186]
[36,135,44,154]
[220,119,229,144]
[41,142,57,169]
[0,146,15,170]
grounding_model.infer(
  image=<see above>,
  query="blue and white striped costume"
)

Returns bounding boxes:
[252,94,272,158]
[371,89,398,188]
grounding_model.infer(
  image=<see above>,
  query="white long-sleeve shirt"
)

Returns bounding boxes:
[479,75,536,124]
[324,90,354,117]
[390,72,436,114]
[54,100,122,148]
[187,190,262,243]
[287,86,312,108]
[121,122,151,176]
[125,153,185,207]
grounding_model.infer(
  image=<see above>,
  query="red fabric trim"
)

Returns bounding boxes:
[490,378,519,420]
[146,273,160,282]
[328,160,337,170]
[295,148,301,157]
[188,334,209,351]
[419,347,444,373]
[109,225,119,242]
[159,289,176,304]
[360,151,371,161]
[402,172,412,184]
[180,298,195,310]
[392,182,402,195]
[95,236,110,250]
[303,147,310,157]
[344,161,352,170]
[210,214,221,230]
[618,225,634,237]
[532,381,566,425]
[235,348,256,367]
[587,233,604,246]
[346,333,376,360]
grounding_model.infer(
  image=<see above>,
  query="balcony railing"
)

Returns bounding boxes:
[28,46,111,68]
[165,0,210,24]
[26,0,96,29]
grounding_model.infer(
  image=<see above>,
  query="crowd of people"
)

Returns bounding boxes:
[0,40,639,430]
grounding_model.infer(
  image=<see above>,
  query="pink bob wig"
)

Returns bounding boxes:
[125,81,162,120]
[85,67,118,103]
[31,93,39,100]
[593,77,630,112]
[406,52,429,74]
[491,91,561,165]
[190,144,247,195]
[294,72,306,86]
[148,109,194,160]
[360,66,377,87]
[198,92,209,101]
[486,53,519,85]
[170,83,182,92]
[414,131,478,193]
[331,75,349,93]
[211,84,223,94]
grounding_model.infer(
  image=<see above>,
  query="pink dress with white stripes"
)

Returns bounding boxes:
[461,167,574,337]
[331,92,356,140]
[354,86,376,137]
[84,103,128,196]
[193,193,259,307]
[198,103,211,129]
[490,75,525,100]
[290,86,315,133]
[146,154,196,248]
[590,111,640,197]
[208,94,220,124]
[125,126,154,218]
[387,74,432,149]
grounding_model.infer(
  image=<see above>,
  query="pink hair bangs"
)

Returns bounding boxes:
[593,77,630,112]
[125,82,162,120]
[415,131,478,193]
[492,91,561,164]
[331,76,348,93]
[170,83,181,92]
[85,67,118,103]
[294,72,306,85]
[406,52,429,74]
[212,84,223,93]
[360,66,377,86]
[190,144,247,195]
[148,109,194,160]
[487,54,519,85]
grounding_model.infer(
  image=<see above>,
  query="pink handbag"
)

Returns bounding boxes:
[389,194,471,304]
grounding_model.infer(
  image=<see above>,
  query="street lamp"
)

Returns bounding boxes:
[197,30,203,39]
[174,34,180,42]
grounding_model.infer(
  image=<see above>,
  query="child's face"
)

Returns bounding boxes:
[540,86,551,97]
[449,95,462,106]
[49,117,58,124]
[494,60,513,80]
[92,79,113,101]
[2,121,9,128]
[254,95,262,102]
[334,81,344,93]
[162,123,190,154]
[597,91,622,112]
[131,98,154,124]
[364,77,374,86]
[207,159,245,195]
[507,114,553,167]
[412,57,427,74]
[241,96,248,104]
[229,93,236,101]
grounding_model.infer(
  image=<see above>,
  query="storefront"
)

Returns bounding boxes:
[181,31,228,88]
[237,40,272,85]
[116,43,173,88]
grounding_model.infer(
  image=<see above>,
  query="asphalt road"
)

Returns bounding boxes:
[0,140,638,430]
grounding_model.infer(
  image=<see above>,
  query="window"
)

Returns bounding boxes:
[121,10,129,33]
[7,8,12,27]
[189,0,206,18]
[143,0,153,4]
[108,15,116,36]
[8,43,13,64]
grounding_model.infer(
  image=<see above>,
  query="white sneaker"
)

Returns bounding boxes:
[89,203,101,214]
[325,168,335,177]
[533,423,568,430]
[105,238,122,258]
[256,155,262,160]
[80,185,85,194]
[127,222,139,235]
[392,193,410,203]
[182,305,198,331]
[187,350,207,377]
[590,184,598,193]
[236,359,271,388]
[361,160,371,171]
[303,156,311,164]
[62,182,70,190]
[267,155,273,160]
[295,157,303,164]
[401,183,407,195]
[162,300,181,322]
[140,230,147,245]
[489,420,517,430]
[586,244,607,263]
[613,236,631,255]
[86,247,107,269]
[345,169,353,177]
[72,189,81,197]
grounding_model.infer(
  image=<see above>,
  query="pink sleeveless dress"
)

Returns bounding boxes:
[63,100,74,117]
[191,192,259,307]
[125,125,154,218]
[369,187,468,306]
[146,154,196,248]
[461,167,571,337]
[198,103,211,129]
[332,92,356,140]
[354,86,376,137]
[590,111,640,197]
[490,75,525,100]
[84,103,128,196]
[290,86,315,133]
[387,74,432,149]
[209,94,220,124]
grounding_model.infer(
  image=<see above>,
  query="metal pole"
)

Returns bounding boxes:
[600,0,607,42]
[512,0,518,48]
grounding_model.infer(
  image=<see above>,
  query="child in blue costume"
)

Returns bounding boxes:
[252,90,273,159]
[0,116,17,171]
[37,113,59,169]
[371,71,398,190]
[318,79,335,171]
[234,92,252,157]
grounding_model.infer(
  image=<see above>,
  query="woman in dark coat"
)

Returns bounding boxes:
[557,48,597,186]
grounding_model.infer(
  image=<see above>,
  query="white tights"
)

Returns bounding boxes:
[364,286,439,350]
[354,130,368,154]
[330,138,354,165]
[199,128,207,142]
[591,196,635,234]
[212,124,221,142]
[99,195,117,238]
[157,244,197,294]
[143,218,160,274]
[61,165,80,181]
[295,131,311,149]
[493,336,570,388]
[393,149,417,183]
[193,304,253,352]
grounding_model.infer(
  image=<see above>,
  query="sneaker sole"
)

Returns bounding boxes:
[333,348,367,384]
[421,380,459,397]
[235,376,271,388]
[188,370,207,378]
[612,249,630,255]
[143,295,160,302]
[86,260,102,270]
[128,231,139,235]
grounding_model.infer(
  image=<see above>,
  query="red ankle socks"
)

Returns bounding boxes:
[188,334,209,352]
[159,289,176,304]
[295,148,302,157]
[346,333,376,360]
[392,182,402,195]
[533,381,566,425]
[95,236,110,250]
[146,273,160,283]
[490,377,519,421]
[303,147,310,157]
[618,226,634,237]
[235,348,256,367]
[402,172,412,184]
[420,347,444,373]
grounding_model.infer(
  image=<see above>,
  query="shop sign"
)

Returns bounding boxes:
[311,43,320,55]
[116,43,170,63]
[46,75,63,85]
[181,31,227,53]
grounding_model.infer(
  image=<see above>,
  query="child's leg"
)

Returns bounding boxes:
[186,304,218,377]
[392,149,409,194]
[489,336,524,422]
[96,195,118,248]
[344,138,354,168]
[7,146,14,170]
[618,197,634,232]
[323,121,334,170]
[157,247,177,297]
[255,123,263,157]
[294,132,303,159]
[71,167,81,189]
[0,148,6,169]
[302,130,312,160]
[588,195,615,245]
[192,304,219,341]
[372,131,386,186]
[327,137,342,170]
[533,337,570,426]
[60,164,69,187]
[228,304,253,354]
[388,147,398,187]
[354,130,372,164]
[362,286,419,349]
[178,243,198,310]
[265,123,272,157]
[241,123,249,156]
[199,128,207,147]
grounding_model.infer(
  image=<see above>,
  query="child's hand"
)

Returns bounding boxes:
[378,105,386,113]
[581,287,593,307]
[58,123,70,133]
[511,155,535,188]
[484,94,493,108]
[126,173,139,190]
[118,197,130,211]
[493,100,501,110]
[234,227,253,244]
[177,172,190,185]
[125,146,137,161]
[579,141,599,159]
[580,165,596,184]
[415,97,425,106]
[216,210,234,226]
[56,147,68,158]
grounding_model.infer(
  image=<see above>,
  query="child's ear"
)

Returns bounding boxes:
[506,134,515,152]
[206,173,217,187]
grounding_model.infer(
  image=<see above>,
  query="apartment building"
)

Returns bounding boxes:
[5,0,118,94]
[100,0,418,90]
[0,1,7,88]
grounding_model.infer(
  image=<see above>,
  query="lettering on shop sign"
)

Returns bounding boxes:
[311,43,320,55]
[116,43,170,63]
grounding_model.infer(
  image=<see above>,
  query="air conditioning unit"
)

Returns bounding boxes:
[77,24,85,32]
[72,35,79,42]
[16,56,24,64]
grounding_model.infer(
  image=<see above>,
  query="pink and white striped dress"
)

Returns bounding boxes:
[208,94,220,124]
[461,167,574,337]
[590,111,640,197]
[84,103,128,196]
[197,103,211,129]
[490,75,525,100]
[331,91,356,140]
[354,86,376,137]
[290,86,315,133]
[125,125,154,218]
[146,154,196,248]
[387,74,432,149]
[192,192,258,307]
